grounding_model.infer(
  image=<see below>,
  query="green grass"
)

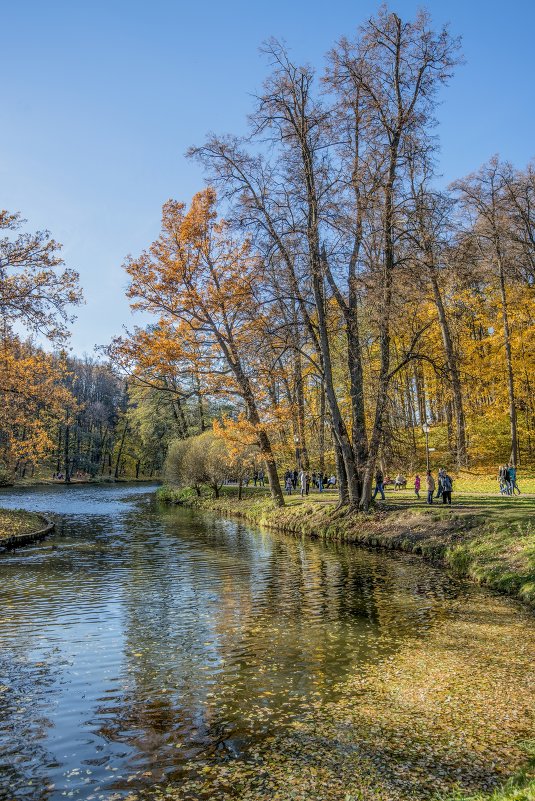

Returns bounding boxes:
[443,742,535,800]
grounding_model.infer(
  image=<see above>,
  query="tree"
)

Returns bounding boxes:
[452,157,524,465]
[165,430,231,498]
[0,210,81,343]
[329,9,461,508]
[123,189,285,506]
[0,211,82,474]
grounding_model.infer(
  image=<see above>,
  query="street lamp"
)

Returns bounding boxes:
[294,435,301,469]
[422,423,431,472]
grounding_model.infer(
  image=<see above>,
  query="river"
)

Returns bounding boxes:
[0,483,533,801]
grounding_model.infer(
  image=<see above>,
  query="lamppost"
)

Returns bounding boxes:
[294,435,301,469]
[422,423,431,472]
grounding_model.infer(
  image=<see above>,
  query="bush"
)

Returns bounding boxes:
[164,431,232,497]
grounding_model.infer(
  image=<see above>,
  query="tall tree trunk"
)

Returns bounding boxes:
[64,423,71,483]
[294,350,310,470]
[230,357,285,507]
[56,425,62,473]
[114,422,128,480]
[257,427,284,507]
[318,379,325,474]
[428,264,468,467]
[333,435,349,507]
[361,139,398,511]
[497,252,518,465]
[194,373,206,432]
[171,395,188,438]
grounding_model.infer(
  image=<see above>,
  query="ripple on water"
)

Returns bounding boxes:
[0,484,533,801]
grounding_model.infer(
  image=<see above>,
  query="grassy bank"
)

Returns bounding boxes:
[158,483,535,607]
[447,748,534,801]
[0,509,45,543]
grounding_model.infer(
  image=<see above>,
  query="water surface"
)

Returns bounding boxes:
[0,484,533,800]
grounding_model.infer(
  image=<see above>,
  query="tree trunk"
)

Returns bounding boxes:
[56,425,62,473]
[257,428,284,507]
[225,351,285,507]
[294,350,310,470]
[361,147,397,511]
[318,379,325,474]
[497,252,518,465]
[428,265,468,466]
[333,435,349,507]
[64,423,71,483]
[114,422,128,480]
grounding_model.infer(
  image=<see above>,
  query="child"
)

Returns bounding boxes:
[414,474,421,499]
[285,475,293,495]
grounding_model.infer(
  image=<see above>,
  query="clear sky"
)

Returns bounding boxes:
[2,0,534,355]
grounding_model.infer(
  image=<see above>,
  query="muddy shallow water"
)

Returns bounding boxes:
[0,483,533,800]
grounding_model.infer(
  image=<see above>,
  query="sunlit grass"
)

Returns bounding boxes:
[0,509,42,542]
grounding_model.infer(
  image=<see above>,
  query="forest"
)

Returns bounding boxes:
[1,9,534,509]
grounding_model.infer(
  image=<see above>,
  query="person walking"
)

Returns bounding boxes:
[317,471,324,493]
[372,469,385,501]
[436,468,445,499]
[426,471,435,504]
[442,472,453,505]
[414,474,421,500]
[305,472,311,496]
[504,464,512,495]
[292,469,298,490]
[509,464,521,495]
[299,469,307,498]
[285,475,293,495]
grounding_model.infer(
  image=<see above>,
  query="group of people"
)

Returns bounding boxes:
[283,469,336,497]
[263,462,521,503]
[421,468,454,505]
[497,464,521,495]
[252,470,265,486]
[373,467,454,505]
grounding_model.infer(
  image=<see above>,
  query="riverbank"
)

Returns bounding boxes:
[156,485,535,801]
[159,485,535,608]
[12,475,160,487]
[0,509,53,548]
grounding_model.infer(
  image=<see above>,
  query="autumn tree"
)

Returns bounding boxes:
[0,210,82,474]
[122,189,286,506]
[451,157,530,466]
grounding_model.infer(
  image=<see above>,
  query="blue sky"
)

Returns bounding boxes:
[2,0,534,355]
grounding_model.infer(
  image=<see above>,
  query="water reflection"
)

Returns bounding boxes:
[0,484,531,800]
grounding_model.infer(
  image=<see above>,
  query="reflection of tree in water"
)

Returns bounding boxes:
[93,509,464,791]
[0,650,57,801]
